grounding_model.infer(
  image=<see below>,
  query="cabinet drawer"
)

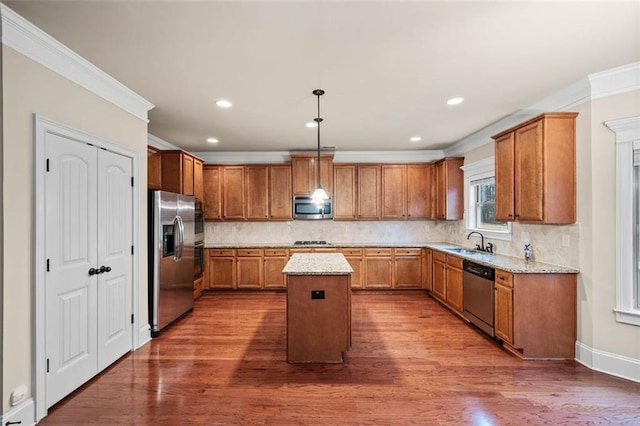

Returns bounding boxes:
[432,251,446,263]
[495,269,514,288]
[314,247,337,253]
[209,248,235,257]
[340,248,363,256]
[365,248,392,256]
[394,248,421,256]
[264,248,287,256]
[289,248,313,254]
[446,255,463,269]
[237,249,263,257]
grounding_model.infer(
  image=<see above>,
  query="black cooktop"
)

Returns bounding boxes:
[293,240,329,246]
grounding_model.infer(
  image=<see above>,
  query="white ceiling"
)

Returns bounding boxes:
[4,1,640,153]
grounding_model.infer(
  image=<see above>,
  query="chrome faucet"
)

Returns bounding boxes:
[467,231,486,252]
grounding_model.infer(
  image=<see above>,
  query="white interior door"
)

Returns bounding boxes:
[45,132,133,408]
[97,150,133,371]
[45,134,99,407]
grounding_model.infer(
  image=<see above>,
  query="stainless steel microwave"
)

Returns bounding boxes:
[292,196,333,220]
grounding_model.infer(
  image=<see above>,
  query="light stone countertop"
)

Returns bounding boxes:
[205,242,579,274]
[283,253,354,275]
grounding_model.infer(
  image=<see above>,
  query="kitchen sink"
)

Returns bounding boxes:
[448,248,481,255]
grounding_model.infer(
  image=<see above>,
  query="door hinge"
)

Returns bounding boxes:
[46,259,50,272]
[46,158,50,172]
[131,177,134,187]
[46,358,50,373]
[131,245,134,255]
[131,314,134,324]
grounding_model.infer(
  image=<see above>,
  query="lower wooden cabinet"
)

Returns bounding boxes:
[208,249,236,289]
[340,248,363,289]
[364,248,393,288]
[264,248,288,289]
[432,251,447,301]
[445,255,463,313]
[193,276,204,299]
[393,248,422,289]
[493,268,576,359]
[422,249,433,291]
[236,249,264,289]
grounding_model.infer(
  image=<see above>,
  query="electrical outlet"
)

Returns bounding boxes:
[521,231,530,242]
[562,235,570,247]
[311,290,325,300]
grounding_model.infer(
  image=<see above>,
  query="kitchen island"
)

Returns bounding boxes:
[283,253,353,363]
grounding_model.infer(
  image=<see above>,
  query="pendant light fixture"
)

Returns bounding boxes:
[311,89,329,204]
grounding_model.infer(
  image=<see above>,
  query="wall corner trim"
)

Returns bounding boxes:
[575,341,640,384]
[0,3,154,122]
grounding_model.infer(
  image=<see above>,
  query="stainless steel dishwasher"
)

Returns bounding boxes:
[463,259,495,337]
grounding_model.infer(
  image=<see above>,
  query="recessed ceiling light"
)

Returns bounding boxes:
[206,137,219,144]
[410,136,422,142]
[447,97,464,106]
[215,99,232,108]
[306,122,318,128]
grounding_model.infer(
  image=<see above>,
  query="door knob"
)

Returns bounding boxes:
[89,267,100,276]
[99,265,112,274]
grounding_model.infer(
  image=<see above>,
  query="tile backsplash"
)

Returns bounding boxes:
[205,220,579,269]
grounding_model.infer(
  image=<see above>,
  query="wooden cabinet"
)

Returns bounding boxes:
[161,150,203,197]
[264,248,288,289]
[340,248,363,289]
[291,154,333,196]
[406,164,433,219]
[422,248,433,291]
[269,166,292,220]
[393,248,422,289]
[222,166,245,220]
[364,248,393,288]
[445,255,463,313]
[432,251,447,301]
[434,158,464,220]
[147,146,162,189]
[358,165,382,219]
[236,249,263,289]
[381,165,407,219]
[492,112,578,224]
[333,165,358,220]
[493,268,577,359]
[245,166,269,220]
[203,165,222,220]
[193,158,204,202]
[193,276,204,300]
[208,249,236,289]
[494,269,514,344]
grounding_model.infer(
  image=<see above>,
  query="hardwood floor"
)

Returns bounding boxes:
[40,292,640,425]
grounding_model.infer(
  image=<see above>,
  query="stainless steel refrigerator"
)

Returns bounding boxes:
[148,190,195,336]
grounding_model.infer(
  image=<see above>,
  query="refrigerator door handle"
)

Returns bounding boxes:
[177,215,185,261]
[172,216,181,261]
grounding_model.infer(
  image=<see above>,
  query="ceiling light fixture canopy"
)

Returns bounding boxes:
[311,89,329,205]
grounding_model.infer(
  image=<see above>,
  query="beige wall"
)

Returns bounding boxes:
[1,46,149,413]
[581,91,640,359]
[0,43,4,408]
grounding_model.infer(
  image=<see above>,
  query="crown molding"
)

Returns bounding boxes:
[590,62,640,100]
[192,150,444,165]
[148,133,181,150]
[445,62,640,157]
[0,3,154,122]
[604,116,640,144]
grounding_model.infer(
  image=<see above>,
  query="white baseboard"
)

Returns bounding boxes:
[137,323,151,349]
[575,341,640,383]
[1,398,36,426]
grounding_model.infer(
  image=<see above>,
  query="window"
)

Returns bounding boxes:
[606,116,640,326]
[461,157,511,240]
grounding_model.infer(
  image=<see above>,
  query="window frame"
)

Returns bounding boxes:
[461,157,512,241]
[605,116,640,326]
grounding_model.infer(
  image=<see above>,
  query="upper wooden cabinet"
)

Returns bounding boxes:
[203,164,292,221]
[291,153,333,196]
[492,112,578,224]
[193,158,204,202]
[358,165,382,219]
[407,164,433,219]
[147,146,162,189]
[203,165,222,220]
[381,165,407,219]
[333,165,358,220]
[434,158,464,220]
[161,150,204,200]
